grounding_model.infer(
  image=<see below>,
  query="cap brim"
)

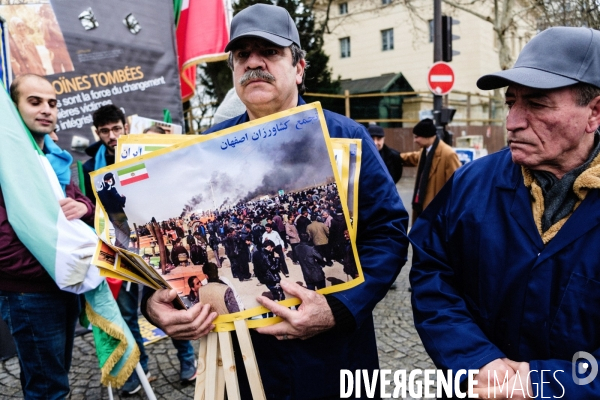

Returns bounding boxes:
[476,67,579,90]
[225,31,293,52]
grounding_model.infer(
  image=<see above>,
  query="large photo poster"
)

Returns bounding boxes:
[90,103,364,324]
[0,0,183,160]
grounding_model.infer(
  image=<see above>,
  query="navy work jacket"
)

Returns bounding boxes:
[410,148,600,398]
[204,96,409,399]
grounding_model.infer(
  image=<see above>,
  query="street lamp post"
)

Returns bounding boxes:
[433,0,444,138]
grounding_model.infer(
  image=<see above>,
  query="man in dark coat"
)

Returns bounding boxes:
[223,228,240,278]
[368,123,403,183]
[295,234,326,290]
[252,240,285,301]
[141,5,409,399]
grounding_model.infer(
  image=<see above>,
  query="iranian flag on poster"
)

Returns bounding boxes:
[176,0,230,100]
[118,163,149,186]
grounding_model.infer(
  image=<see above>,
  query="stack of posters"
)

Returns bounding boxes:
[90,103,363,329]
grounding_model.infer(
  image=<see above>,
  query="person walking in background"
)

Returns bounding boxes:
[368,123,403,183]
[295,234,326,290]
[401,118,461,224]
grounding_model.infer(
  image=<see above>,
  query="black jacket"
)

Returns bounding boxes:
[295,242,325,284]
[379,144,403,183]
[251,249,280,285]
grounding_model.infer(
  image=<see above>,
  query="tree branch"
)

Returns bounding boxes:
[442,0,495,23]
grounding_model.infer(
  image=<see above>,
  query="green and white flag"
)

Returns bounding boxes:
[0,88,139,387]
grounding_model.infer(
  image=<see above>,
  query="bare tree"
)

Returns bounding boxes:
[440,0,537,69]
[534,0,600,30]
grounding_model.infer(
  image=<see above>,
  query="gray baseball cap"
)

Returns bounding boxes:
[477,27,600,90]
[225,4,301,52]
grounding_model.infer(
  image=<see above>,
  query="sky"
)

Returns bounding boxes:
[92,107,336,225]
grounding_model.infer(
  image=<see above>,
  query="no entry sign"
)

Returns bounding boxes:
[427,62,455,95]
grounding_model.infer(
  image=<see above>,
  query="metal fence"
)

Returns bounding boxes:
[183,89,506,136]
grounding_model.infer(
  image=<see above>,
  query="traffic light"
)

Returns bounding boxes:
[433,107,456,126]
[441,15,460,62]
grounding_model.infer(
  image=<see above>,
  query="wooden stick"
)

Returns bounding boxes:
[194,338,208,400]
[204,332,219,400]
[216,345,225,400]
[218,331,240,400]
[233,320,266,400]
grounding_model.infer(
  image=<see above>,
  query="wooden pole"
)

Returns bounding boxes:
[466,93,472,127]
[344,90,350,118]
[218,332,240,400]
[148,221,168,274]
[194,338,208,400]
[216,346,225,400]
[233,320,266,400]
[204,333,220,400]
[133,222,140,250]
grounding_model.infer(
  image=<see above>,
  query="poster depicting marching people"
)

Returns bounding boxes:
[90,103,364,324]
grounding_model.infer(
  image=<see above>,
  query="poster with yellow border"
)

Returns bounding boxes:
[90,103,363,326]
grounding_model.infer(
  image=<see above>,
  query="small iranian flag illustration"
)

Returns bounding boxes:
[117,163,149,186]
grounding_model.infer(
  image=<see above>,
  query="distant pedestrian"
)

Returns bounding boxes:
[401,118,461,224]
[295,234,326,290]
[368,123,403,183]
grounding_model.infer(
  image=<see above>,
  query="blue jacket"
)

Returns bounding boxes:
[204,96,409,399]
[410,147,600,398]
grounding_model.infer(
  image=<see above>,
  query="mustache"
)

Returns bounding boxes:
[239,69,275,86]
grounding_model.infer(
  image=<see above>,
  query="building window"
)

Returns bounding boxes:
[339,2,348,15]
[428,19,433,43]
[381,28,394,51]
[340,37,351,58]
[382,0,391,5]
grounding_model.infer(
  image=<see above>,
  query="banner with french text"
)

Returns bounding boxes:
[0,0,183,161]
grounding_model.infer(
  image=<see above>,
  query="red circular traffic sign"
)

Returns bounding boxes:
[427,62,455,95]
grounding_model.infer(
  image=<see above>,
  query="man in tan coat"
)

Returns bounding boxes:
[401,118,461,224]
[306,215,333,266]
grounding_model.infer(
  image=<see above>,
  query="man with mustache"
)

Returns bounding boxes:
[142,4,409,398]
[410,27,600,398]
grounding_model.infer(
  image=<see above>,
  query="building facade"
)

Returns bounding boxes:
[313,0,536,126]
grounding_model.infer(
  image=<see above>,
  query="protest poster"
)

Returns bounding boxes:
[0,0,183,160]
[128,115,182,135]
[90,103,364,325]
[117,133,190,163]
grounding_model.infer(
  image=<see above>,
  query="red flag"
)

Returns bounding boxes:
[176,0,230,101]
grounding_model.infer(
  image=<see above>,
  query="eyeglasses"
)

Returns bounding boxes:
[98,125,124,135]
